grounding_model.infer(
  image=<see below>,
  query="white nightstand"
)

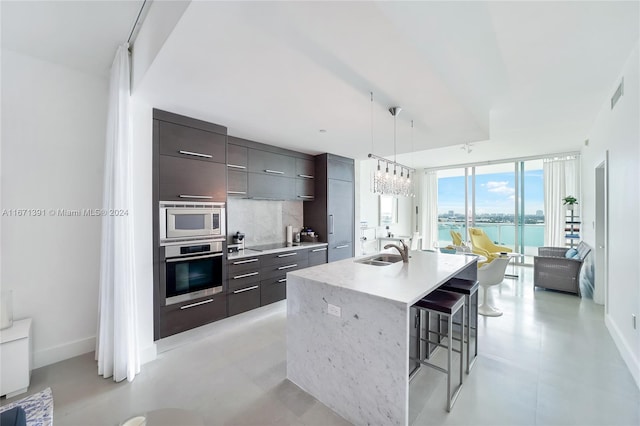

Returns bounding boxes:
[0,318,32,398]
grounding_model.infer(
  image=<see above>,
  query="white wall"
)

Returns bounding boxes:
[581,41,640,387]
[1,49,107,368]
[357,159,415,255]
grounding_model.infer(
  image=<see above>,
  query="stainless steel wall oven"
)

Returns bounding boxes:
[163,240,225,306]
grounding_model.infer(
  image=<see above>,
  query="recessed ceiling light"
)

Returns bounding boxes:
[319,129,327,133]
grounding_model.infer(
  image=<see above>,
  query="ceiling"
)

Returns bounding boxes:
[2,1,638,168]
[1,0,144,76]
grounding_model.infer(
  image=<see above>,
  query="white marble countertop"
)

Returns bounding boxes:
[288,250,477,305]
[227,242,328,260]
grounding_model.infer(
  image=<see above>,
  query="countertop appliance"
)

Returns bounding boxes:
[163,239,225,306]
[160,201,225,244]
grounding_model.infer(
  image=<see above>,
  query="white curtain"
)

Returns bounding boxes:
[543,156,580,247]
[96,43,140,382]
[420,171,439,249]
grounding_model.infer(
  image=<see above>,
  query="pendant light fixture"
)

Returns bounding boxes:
[368,99,415,197]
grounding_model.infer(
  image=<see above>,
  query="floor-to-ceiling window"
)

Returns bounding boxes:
[434,158,545,265]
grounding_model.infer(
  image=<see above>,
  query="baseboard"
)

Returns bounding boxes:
[605,315,640,390]
[33,336,96,369]
[33,337,157,370]
[139,342,157,365]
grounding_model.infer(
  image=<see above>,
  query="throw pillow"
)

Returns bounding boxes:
[565,248,578,259]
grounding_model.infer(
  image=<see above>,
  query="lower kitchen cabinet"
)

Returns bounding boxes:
[228,285,261,316]
[261,276,287,306]
[308,246,328,266]
[159,295,227,338]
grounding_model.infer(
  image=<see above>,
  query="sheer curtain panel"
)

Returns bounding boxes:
[96,43,140,382]
[543,156,580,247]
[420,171,439,250]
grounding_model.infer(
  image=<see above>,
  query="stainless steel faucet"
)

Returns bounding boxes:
[384,240,409,263]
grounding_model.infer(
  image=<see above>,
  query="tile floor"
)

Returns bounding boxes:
[2,265,638,425]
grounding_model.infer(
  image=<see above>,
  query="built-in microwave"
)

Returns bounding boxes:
[160,201,225,243]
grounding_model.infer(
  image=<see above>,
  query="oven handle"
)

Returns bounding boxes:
[166,252,223,263]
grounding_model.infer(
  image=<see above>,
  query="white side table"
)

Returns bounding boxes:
[0,318,32,398]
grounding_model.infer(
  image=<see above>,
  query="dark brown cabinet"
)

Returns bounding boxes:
[247,173,295,200]
[226,137,314,201]
[260,276,287,306]
[153,109,229,341]
[159,295,227,338]
[303,154,355,263]
[227,142,249,197]
[308,246,328,266]
[296,158,315,179]
[158,120,226,164]
[227,142,248,169]
[248,149,295,177]
[228,285,261,316]
[227,256,261,316]
[159,155,227,202]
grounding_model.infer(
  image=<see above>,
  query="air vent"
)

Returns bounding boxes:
[611,77,624,110]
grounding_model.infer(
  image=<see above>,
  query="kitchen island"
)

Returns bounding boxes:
[286,250,477,426]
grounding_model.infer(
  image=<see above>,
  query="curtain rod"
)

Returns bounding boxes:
[422,150,581,173]
[127,0,151,46]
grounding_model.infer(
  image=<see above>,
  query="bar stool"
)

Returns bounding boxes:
[439,278,480,374]
[413,290,465,412]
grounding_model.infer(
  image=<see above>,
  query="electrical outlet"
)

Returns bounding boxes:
[327,303,341,317]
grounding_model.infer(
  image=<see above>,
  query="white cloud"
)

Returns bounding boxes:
[486,181,515,195]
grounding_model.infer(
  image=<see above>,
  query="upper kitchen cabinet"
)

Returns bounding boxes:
[228,137,315,201]
[248,149,295,177]
[227,140,248,197]
[155,110,226,164]
[159,155,227,202]
[153,109,228,203]
[295,158,315,179]
[303,153,355,262]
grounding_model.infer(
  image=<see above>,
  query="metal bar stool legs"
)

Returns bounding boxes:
[413,290,465,412]
[439,278,480,373]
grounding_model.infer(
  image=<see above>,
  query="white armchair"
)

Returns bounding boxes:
[477,257,510,317]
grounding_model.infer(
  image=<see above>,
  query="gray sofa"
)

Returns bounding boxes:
[533,241,591,297]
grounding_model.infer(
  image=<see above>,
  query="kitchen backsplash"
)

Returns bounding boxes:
[227,199,303,245]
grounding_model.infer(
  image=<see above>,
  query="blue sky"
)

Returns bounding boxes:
[438,169,544,215]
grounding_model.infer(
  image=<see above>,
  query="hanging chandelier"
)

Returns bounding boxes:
[368,105,415,197]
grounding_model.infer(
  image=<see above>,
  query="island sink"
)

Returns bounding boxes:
[355,253,403,266]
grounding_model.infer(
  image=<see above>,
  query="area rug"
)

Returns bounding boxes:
[0,387,53,426]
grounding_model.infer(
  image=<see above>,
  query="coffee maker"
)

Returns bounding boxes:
[228,231,245,253]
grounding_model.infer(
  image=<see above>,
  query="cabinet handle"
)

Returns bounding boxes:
[329,215,334,234]
[277,278,287,283]
[233,285,259,294]
[232,258,258,265]
[298,174,314,179]
[227,164,247,170]
[265,169,284,175]
[166,253,223,263]
[179,299,213,310]
[179,195,213,199]
[335,245,349,249]
[179,150,212,159]
[277,252,297,258]
[297,195,314,199]
[312,247,327,252]
[228,191,247,195]
[278,264,298,270]
[233,272,259,279]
